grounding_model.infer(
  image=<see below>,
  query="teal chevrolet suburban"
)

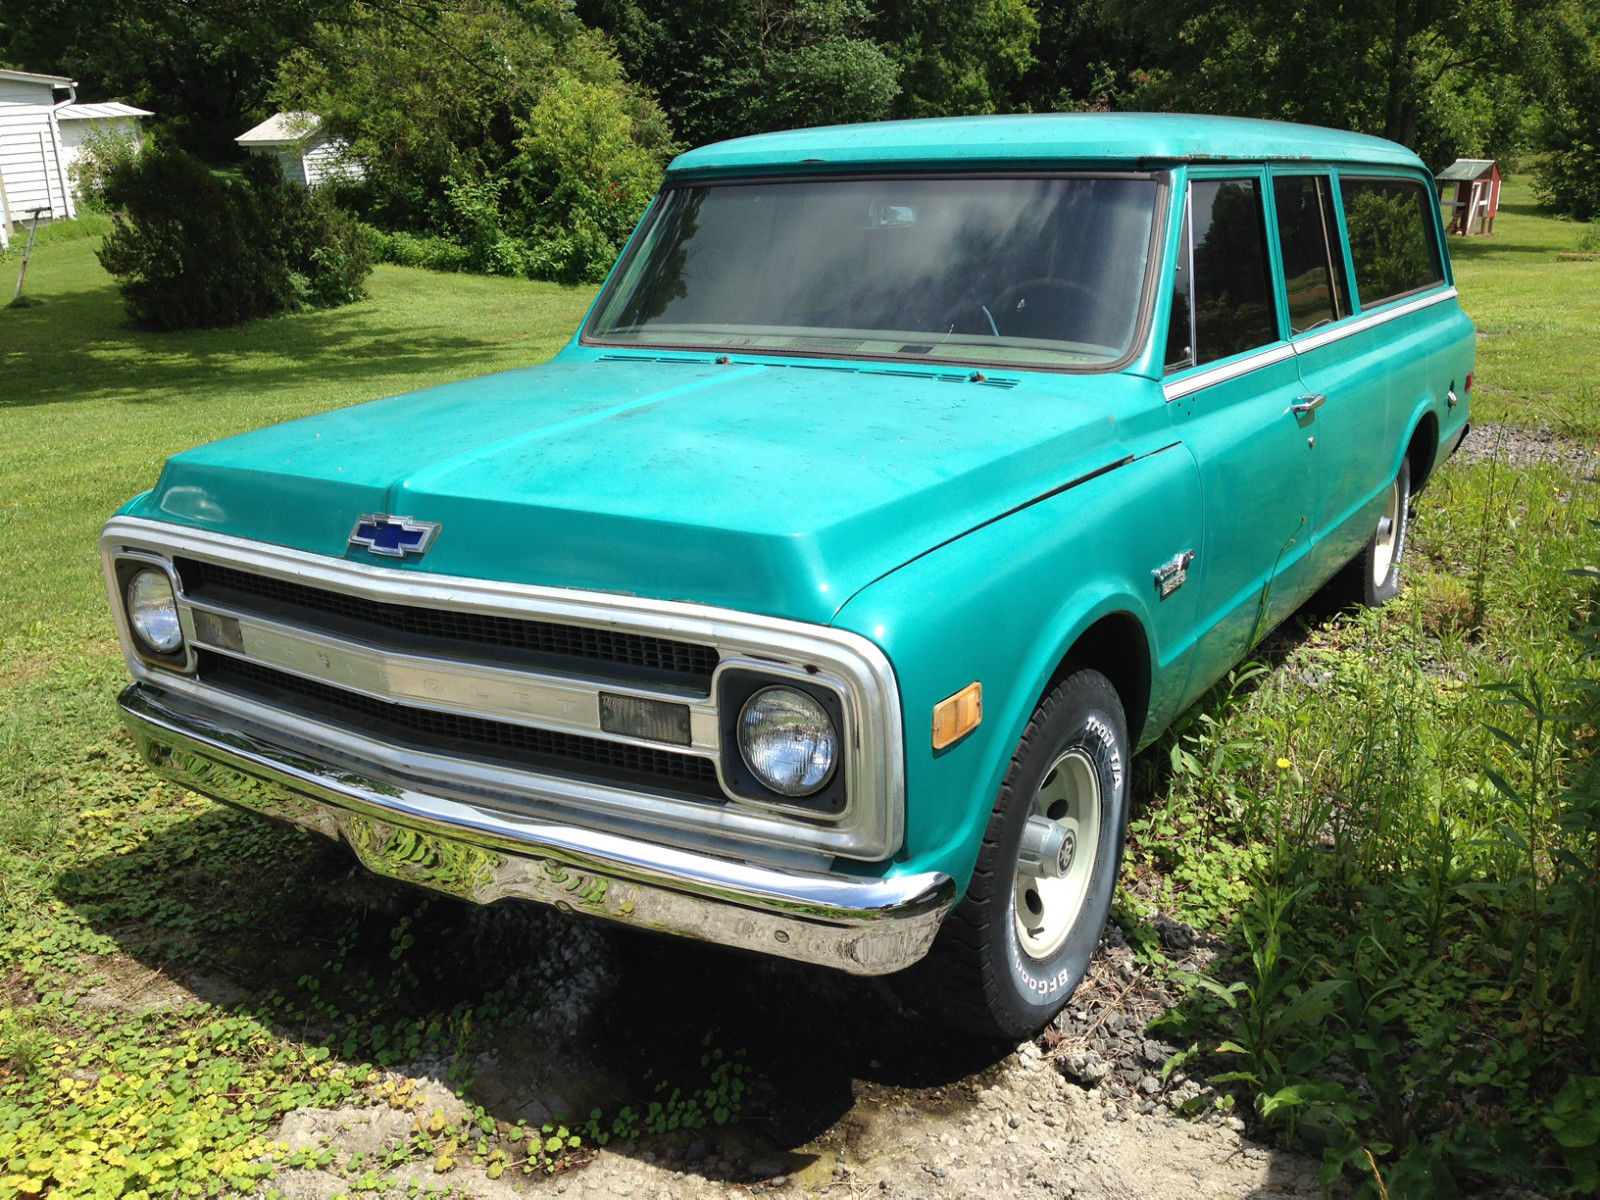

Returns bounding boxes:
[102,114,1473,1038]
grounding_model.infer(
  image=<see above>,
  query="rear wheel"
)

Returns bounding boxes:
[910,670,1129,1040]
[1337,457,1411,607]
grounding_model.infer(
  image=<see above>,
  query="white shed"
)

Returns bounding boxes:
[236,112,363,189]
[0,68,78,247]
[56,101,154,181]
[0,69,153,249]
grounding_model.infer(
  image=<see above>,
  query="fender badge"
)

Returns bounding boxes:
[349,514,441,559]
[1153,549,1195,599]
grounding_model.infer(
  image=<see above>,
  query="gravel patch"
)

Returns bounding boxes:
[1453,423,1600,474]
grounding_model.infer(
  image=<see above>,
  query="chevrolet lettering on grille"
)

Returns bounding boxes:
[348,514,441,559]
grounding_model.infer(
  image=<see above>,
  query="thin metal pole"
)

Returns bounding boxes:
[12,207,49,303]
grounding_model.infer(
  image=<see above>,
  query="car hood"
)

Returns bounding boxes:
[133,356,1145,625]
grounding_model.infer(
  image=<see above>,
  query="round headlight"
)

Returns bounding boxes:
[126,568,183,655]
[737,686,838,797]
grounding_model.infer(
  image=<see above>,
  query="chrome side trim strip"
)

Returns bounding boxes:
[120,684,954,976]
[1162,343,1295,401]
[1160,286,1459,402]
[101,517,905,860]
[1291,287,1459,355]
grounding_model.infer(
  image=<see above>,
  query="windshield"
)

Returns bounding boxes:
[585,174,1161,369]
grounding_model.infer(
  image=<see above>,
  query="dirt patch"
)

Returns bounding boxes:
[248,912,1329,1200]
[258,1047,1324,1200]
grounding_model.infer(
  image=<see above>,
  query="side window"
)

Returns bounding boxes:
[1339,177,1444,308]
[1272,175,1350,333]
[1164,194,1193,371]
[1166,177,1278,372]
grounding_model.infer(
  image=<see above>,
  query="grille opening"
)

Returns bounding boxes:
[198,652,726,801]
[175,558,720,689]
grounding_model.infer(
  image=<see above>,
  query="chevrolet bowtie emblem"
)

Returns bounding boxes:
[349,514,441,558]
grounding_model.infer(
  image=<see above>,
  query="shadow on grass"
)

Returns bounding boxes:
[56,803,1004,1181]
[0,285,543,411]
[1446,236,1563,262]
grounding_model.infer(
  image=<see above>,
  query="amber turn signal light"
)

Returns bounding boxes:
[932,682,983,749]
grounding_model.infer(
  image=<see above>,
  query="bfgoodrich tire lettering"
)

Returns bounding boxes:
[911,669,1129,1040]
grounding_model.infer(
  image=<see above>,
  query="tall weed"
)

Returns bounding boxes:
[1145,463,1600,1194]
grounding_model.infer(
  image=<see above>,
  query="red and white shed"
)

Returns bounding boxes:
[1437,159,1502,236]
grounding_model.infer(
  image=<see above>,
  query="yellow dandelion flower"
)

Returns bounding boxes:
[1275,757,1291,770]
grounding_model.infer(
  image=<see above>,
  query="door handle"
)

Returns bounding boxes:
[1288,393,1326,416]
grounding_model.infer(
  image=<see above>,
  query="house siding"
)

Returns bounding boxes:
[0,102,73,222]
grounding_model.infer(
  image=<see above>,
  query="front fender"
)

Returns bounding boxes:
[831,444,1204,892]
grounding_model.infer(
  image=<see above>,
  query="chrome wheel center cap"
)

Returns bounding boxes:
[1056,830,1076,875]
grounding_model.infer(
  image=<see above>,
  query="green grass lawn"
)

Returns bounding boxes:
[1,187,1597,1197]
[1451,178,1600,436]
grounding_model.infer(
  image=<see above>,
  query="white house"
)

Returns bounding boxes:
[0,68,152,249]
[236,112,363,189]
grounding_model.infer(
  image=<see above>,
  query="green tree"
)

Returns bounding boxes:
[575,0,898,146]
[516,70,677,281]
[1532,4,1600,220]
[1116,0,1550,166]
[0,0,333,157]
[1012,2,1143,113]
[278,0,675,280]
[96,144,371,329]
[875,0,1038,118]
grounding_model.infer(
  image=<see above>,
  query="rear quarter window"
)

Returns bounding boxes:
[1339,177,1444,309]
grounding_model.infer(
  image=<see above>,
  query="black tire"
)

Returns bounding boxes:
[908,669,1129,1041]
[1336,457,1412,607]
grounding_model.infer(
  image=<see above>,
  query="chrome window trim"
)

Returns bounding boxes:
[1290,286,1458,354]
[1159,285,1458,402]
[101,516,905,861]
[1162,342,1296,401]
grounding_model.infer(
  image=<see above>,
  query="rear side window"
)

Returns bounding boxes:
[1272,176,1350,333]
[1339,177,1444,308]
[1166,178,1277,371]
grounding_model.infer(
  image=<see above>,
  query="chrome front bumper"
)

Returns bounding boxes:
[119,684,955,975]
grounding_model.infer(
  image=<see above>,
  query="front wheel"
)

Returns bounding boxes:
[909,670,1129,1040]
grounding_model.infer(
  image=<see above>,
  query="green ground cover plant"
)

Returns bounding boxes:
[0,179,1596,1196]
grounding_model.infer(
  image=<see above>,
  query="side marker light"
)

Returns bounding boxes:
[932,682,983,750]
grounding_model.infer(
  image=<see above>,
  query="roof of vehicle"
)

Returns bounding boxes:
[668,113,1424,177]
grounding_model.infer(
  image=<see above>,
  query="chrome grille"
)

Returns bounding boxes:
[198,653,725,800]
[175,558,719,688]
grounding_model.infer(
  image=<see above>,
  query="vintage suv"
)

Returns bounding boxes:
[103,115,1473,1038]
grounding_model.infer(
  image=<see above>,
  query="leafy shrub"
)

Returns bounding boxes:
[97,148,371,329]
[514,70,671,284]
[67,127,144,213]
[366,227,473,272]
[442,175,530,277]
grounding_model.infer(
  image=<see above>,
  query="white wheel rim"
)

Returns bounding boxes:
[1013,748,1102,958]
[1372,475,1403,588]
